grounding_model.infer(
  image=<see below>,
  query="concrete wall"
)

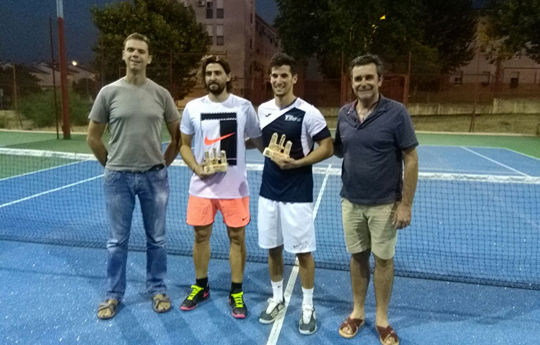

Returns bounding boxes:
[319,98,540,119]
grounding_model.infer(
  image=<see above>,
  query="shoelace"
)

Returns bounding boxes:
[188,285,203,300]
[266,298,282,314]
[231,292,244,307]
[302,305,314,324]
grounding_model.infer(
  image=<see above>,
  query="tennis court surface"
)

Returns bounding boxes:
[1,133,539,344]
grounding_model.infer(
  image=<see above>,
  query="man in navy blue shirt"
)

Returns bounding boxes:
[255,53,333,335]
[334,54,419,345]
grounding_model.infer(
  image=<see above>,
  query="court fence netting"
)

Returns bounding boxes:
[1,148,539,289]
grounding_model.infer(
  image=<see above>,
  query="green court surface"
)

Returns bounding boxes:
[0,129,539,158]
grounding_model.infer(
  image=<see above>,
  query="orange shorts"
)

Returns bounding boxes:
[186,195,250,228]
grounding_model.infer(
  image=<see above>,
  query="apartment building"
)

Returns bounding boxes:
[179,0,280,104]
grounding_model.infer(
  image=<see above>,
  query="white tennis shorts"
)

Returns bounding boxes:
[257,196,316,253]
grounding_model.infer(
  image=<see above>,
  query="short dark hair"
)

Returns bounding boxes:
[349,54,384,78]
[201,55,233,92]
[269,53,297,75]
[123,33,151,54]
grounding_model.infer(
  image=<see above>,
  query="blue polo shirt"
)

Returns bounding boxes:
[334,96,418,205]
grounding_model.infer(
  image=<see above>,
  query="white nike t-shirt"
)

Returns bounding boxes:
[180,94,262,199]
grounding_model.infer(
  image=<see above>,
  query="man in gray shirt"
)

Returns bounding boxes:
[87,33,180,319]
[334,55,418,345]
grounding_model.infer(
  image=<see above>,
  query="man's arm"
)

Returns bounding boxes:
[179,132,214,179]
[394,147,419,229]
[163,120,180,166]
[87,120,108,167]
[245,136,264,153]
[272,137,333,170]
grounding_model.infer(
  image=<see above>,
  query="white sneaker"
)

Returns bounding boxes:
[299,305,317,335]
[259,298,285,324]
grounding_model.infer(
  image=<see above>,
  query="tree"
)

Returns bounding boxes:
[420,0,477,73]
[91,0,209,99]
[274,0,478,78]
[484,0,540,63]
[0,64,41,110]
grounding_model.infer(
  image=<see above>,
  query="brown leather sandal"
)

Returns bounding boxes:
[97,299,119,320]
[152,293,172,313]
[376,325,399,345]
[338,316,365,338]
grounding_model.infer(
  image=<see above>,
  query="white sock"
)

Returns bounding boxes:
[272,280,283,302]
[302,287,314,308]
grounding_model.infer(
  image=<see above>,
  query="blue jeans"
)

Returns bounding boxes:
[103,166,169,301]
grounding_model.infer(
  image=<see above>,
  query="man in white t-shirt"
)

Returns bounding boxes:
[255,53,333,334]
[179,55,263,319]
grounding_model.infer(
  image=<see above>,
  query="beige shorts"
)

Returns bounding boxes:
[341,198,398,259]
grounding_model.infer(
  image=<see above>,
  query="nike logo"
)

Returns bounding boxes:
[204,132,236,145]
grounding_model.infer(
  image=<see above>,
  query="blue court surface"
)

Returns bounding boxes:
[1,144,540,345]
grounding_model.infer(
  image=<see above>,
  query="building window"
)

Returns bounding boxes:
[510,71,519,88]
[216,25,224,46]
[453,71,463,86]
[217,0,224,18]
[206,1,213,19]
[206,25,213,45]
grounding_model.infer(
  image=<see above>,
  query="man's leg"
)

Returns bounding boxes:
[179,224,213,311]
[193,224,213,280]
[373,254,394,328]
[138,168,170,312]
[227,225,246,286]
[100,170,136,319]
[349,250,371,321]
[181,196,216,311]
[269,245,284,300]
[368,203,399,344]
[227,225,248,318]
[340,198,370,336]
[297,251,317,335]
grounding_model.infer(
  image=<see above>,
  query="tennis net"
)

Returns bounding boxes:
[1,148,539,289]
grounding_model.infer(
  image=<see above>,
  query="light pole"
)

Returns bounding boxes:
[57,0,71,139]
[4,63,22,128]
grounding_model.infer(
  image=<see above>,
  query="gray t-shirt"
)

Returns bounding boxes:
[89,78,180,171]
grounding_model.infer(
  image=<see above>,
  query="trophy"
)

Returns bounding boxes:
[263,133,292,160]
[203,148,229,174]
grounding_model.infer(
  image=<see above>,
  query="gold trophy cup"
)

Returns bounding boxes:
[203,148,229,174]
[263,133,292,160]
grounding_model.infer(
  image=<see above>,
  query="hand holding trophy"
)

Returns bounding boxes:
[263,133,292,160]
[202,148,229,174]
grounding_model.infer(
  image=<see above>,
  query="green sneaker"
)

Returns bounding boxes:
[229,291,248,319]
[180,285,209,311]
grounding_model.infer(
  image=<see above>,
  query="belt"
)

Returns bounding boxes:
[127,164,165,173]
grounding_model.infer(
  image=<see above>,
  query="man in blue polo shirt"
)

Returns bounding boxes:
[334,54,418,345]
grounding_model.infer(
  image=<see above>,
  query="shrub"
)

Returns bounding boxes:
[18,90,91,128]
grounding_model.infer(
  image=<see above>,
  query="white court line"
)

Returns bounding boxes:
[267,158,334,345]
[0,174,104,209]
[502,148,540,163]
[0,160,86,182]
[460,147,529,177]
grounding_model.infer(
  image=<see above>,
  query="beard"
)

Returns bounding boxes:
[206,81,226,95]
